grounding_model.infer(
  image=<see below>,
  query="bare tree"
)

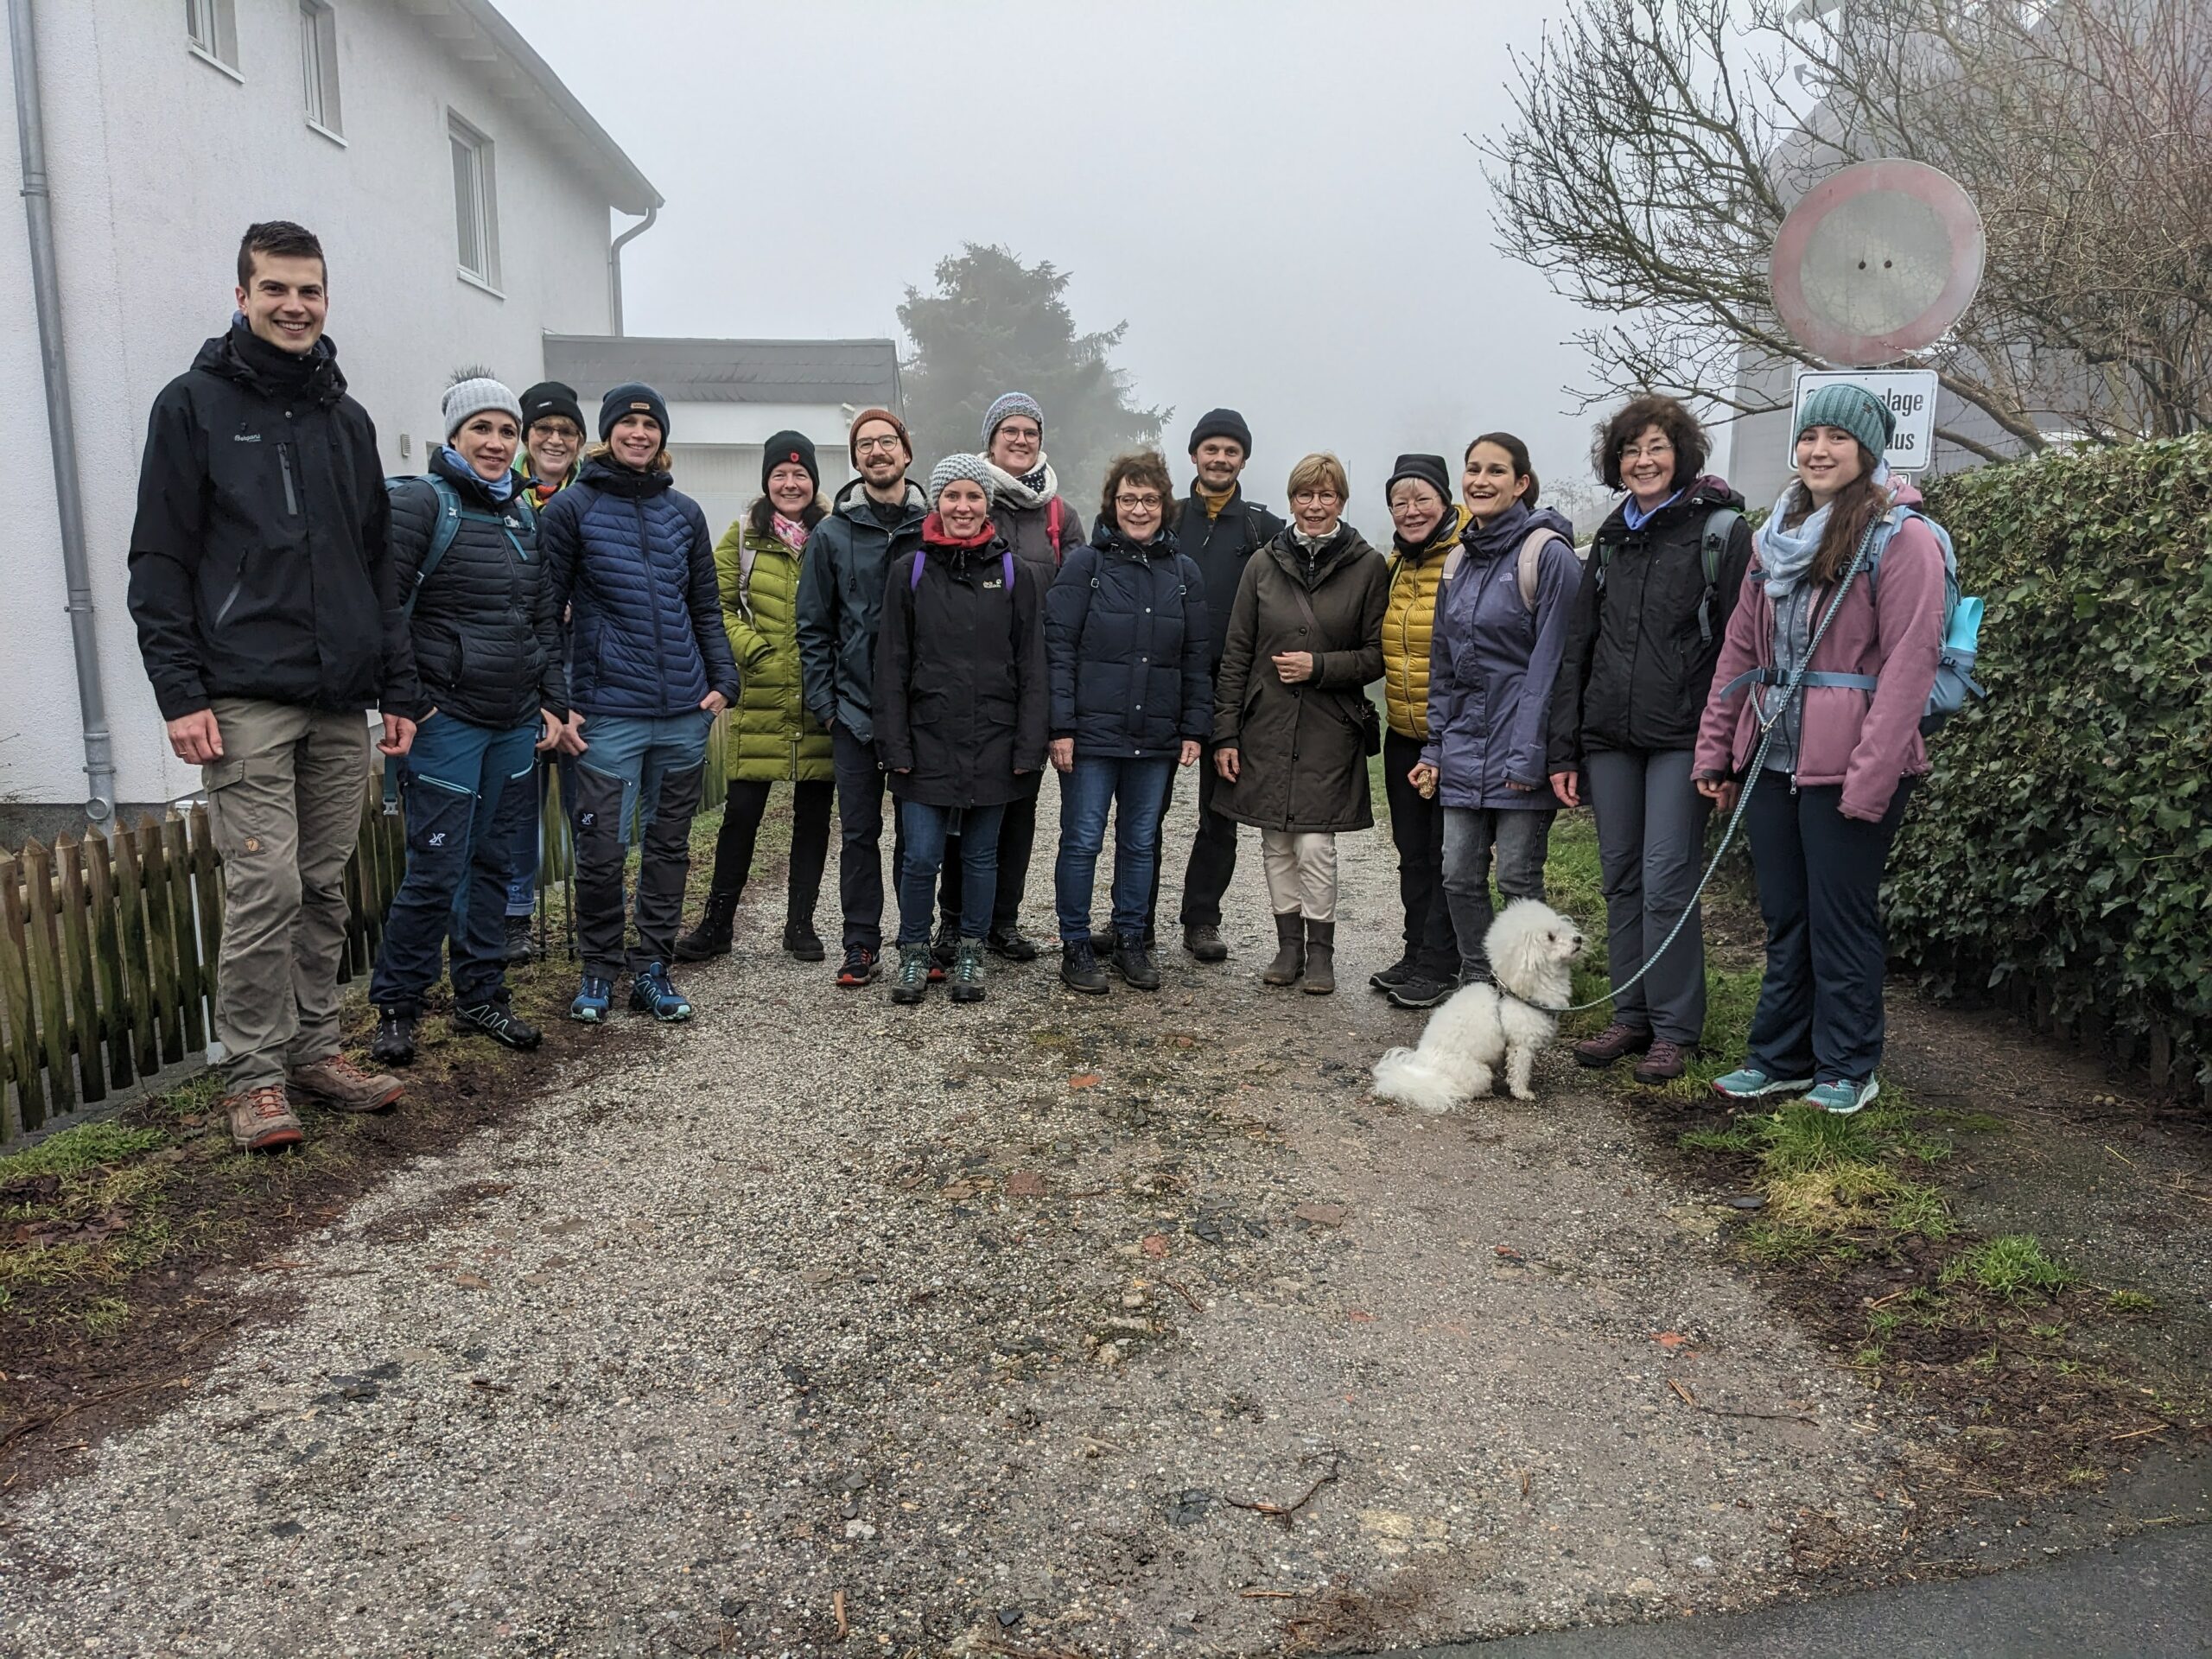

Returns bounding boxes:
[1486,0,2212,453]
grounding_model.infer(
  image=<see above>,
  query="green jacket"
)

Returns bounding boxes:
[715,518,834,783]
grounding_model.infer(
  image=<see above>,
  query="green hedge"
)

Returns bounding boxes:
[1889,436,2212,1094]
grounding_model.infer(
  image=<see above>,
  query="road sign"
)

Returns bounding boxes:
[1770,160,1985,367]
[1789,368,1942,474]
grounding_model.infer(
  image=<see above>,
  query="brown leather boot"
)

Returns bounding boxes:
[1301,920,1337,995]
[1259,912,1305,986]
[223,1084,304,1154]
[287,1053,404,1114]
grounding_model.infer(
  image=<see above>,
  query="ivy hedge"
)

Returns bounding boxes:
[1888,435,2212,1095]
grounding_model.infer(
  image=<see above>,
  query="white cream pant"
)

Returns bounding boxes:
[1260,829,1338,923]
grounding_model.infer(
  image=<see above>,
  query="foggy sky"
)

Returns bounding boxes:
[499,0,1624,535]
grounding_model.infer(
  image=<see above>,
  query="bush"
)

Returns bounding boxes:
[1891,436,2212,1091]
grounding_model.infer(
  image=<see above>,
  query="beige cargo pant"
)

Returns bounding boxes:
[201,697,370,1093]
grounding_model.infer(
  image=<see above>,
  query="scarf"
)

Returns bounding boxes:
[1622,488,1682,531]
[1193,479,1234,521]
[772,511,810,551]
[1392,505,1462,562]
[921,512,998,551]
[982,454,1058,510]
[436,444,516,504]
[1758,463,1891,600]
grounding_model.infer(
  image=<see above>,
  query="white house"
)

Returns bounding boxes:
[0,0,658,841]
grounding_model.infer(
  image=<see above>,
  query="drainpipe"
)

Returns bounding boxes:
[607,204,658,337]
[10,0,115,825]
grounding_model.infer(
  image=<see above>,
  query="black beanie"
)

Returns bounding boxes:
[1385,453,1452,509]
[518,380,585,434]
[761,429,819,492]
[598,381,671,442]
[1188,407,1254,456]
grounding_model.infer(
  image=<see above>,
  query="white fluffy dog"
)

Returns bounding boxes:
[1371,900,1586,1112]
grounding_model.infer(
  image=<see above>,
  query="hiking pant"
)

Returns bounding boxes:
[200,697,370,1092]
[1260,829,1338,923]
[939,767,1040,935]
[1055,755,1175,943]
[1382,728,1457,975]
[1744,777,1915,1085]
[371,714,537,1014]
[1586,747,1710,1045]
[1440,804,1554,977]
[831,723,907,953]
[1154,736,1240,933]
[568,711,709,980]
[898,801,1007,947]
[705,776,834,922]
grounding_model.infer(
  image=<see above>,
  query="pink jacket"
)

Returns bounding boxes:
[1693,488,1946,823]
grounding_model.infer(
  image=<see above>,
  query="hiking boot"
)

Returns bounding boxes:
[1301,920,1337,995]
[1632,1038,1691,1085]
[986,924,1039,963]
[369,1010,417,1067]
[1111,931,1161,992]
[1061,938,1109,995]
[836,944,880,988]
[570,974,613,1024]
[930,921,957,982]
[629,960,693,1022]
[1369,949,1421,994]
[784,916,826,963]
[948,938,988,1003]
[1711,1065,1814,1102]
[1805,1077,1879,1116]
[454,993,542,1052]
[288,1053,403,1114]
[1260,912,1305,986]
[503,913,537,964]
[1575,1021,1654,1069]
[1183,923,1229,963]
[223,1084,304,1154]
[1384,972,1458,1010]
[674,890,739,962]
[890,943,931,1005]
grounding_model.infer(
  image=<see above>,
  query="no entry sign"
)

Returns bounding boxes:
[1789,368,1941,474]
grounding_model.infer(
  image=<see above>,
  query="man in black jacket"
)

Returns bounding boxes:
[1151,409,1285,960]
[127,221,423,1154]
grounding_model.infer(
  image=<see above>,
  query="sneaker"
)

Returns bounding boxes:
[1574,1021,1654,1068]
[454,994,542,1052]
[836,944,880,988]
[1061,938,1109,995]
[223,1084,304,1153]
[784,918,826,963]
[1384,972,1458,1010]
[569,975,613,1024]
[1711,1066,1815,1101]
[930,921,957,983]
[369,1011,417,1067]
[985,925,1039,963]
[287,1053,404,1114]
[1369,950,1421,994]
[503,913,537,964]
[889,942,931,1006]
[949,938,988,1003]
[1110,932,1161,992]
[1631,1039,1691,1085]
[1804,1077,1879,1115]
[629,960,693,1022]
[1183,924,1229,963]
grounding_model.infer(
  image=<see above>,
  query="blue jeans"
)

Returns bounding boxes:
[1055,755,1175,942]
[370,713,540,1012]
[896,800,1007,946]
[569,710,711,978]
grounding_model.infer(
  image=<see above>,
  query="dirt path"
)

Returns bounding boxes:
[0,789,2130,1656]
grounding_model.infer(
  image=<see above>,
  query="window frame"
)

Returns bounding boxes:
[186,0,242,79]
[447,112,503,295]
[299,1,344,143]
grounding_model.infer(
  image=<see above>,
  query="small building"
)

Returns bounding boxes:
[543,334,904,538]
[1,0,658,840]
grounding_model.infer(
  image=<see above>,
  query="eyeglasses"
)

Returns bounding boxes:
[530,422,581,441]
[1620,441,1675,460]
[1115,493,1164,510]
[854,435,906,454]
[995,423,1041,442]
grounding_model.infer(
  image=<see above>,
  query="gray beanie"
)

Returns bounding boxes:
[442,373,524,439]
[1796,382,1896,460]
[928,452,996,509]
[982,391,1045,447]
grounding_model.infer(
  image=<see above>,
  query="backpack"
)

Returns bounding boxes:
[384,474,536,617]
[1593,505,1740,646]
[1045,497,1068,559]
[911,547,1016,594]
[1439,525,1566,610]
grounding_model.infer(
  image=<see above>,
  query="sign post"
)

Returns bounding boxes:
[1789,367,1941,474]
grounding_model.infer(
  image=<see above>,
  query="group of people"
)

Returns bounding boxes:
[126,220,1948,1155]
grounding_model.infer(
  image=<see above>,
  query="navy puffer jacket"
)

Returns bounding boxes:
[1046,522,1212,759]
[540,455,741,720]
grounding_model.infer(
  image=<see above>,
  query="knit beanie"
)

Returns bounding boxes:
[518,380,585,434]
[1189,407,1254,456]
[848,406,912,466]
[599,381,671,442]
[982,391,1045,447]
[761,429,819,492]
[1796,382,1896,460]
[442,373,524,439]
[928,452,996,509]
[1384,453,1452,510]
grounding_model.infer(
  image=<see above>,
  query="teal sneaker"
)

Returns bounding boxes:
[947,938,987,1005]
[1804,1078,1879,1115]
[569,975,613,1024]
[889,942,931,1006]
[628,961,693,1022]
[1711,1066,1815,1101]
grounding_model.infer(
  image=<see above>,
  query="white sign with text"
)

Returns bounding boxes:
[1789,368,1941,474]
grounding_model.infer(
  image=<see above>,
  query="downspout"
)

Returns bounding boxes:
[9,0,115,825]
[607,204,658,337]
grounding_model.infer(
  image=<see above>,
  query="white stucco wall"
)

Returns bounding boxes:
[0,0,625,818]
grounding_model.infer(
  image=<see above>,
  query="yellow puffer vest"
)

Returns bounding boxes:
[715,518,835,784]
[1381,505,1470,740]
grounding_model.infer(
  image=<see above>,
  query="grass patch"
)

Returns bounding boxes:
[0,1122,165,1184]
[1945,1234,2075,1300]
[2105,1289,2160,1317]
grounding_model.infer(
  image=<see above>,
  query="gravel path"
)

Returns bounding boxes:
[2,787,1919,1656]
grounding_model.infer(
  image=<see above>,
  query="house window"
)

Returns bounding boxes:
[448,115,500,290]
[186,0,239,73]
[300,3,342,138]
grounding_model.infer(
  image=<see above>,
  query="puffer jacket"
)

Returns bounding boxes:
[1045,521,1212,759]
[1421,502,1580,810]
[796,478,927,744]
[716,516,833,783]
[387,448,564,731]
[1382,504,1471,740]
[1548,476,1753,765]
[540,455,740,721]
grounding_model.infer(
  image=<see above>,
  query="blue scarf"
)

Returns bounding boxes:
[439,444,517,504]
[1758,463,1889,599]
[1623,488,1682,531]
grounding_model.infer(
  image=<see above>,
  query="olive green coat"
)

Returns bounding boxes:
[716,519,835,783]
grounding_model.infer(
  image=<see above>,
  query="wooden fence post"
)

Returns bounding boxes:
[54,835,105,1105]
[83,827,133,1093]
[0,855,42,1133]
